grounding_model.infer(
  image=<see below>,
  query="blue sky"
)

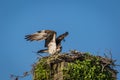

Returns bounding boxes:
[0,0,120,80]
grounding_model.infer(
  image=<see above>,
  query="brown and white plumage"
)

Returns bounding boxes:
[25,30,68,55]
[56,32,68,52]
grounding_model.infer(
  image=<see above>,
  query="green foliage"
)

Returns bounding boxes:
[63,57,115,80]
[33,58,51,80]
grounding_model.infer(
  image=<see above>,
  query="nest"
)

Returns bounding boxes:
[11,50,118,80]
[33,50,118,80]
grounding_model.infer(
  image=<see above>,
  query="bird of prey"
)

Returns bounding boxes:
[25,30,68,55]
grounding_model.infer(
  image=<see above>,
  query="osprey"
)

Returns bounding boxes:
[25,30,68,55]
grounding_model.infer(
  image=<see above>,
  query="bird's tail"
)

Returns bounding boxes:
[37,49,48,53]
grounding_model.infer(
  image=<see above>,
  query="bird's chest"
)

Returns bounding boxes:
[48,41,57,54]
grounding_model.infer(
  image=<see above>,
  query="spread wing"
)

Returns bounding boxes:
[25,30,55,41]
[56,32,69,45]
[25,30,56,48]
